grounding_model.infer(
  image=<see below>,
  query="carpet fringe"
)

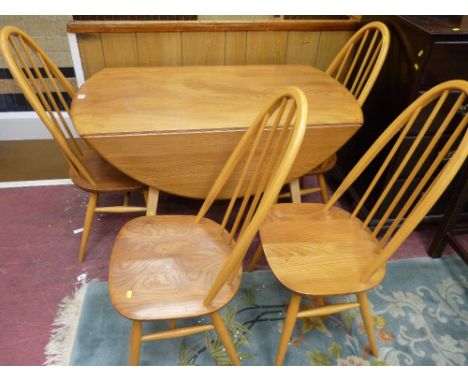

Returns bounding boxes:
[43,282,90,366]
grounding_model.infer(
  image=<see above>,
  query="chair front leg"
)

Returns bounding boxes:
[129,320,143,366]
[276,293,301,366]
[211,311,241,366]
[357,292,378,357]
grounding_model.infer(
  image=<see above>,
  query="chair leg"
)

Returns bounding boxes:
[129,320,142,366]
[78,192,98,263]
[357,292,378,357]
[276,293,301,366]
[123,191,130,206]
[211,311,241,366]
[317,173,330,203]
[247,243,264,272]
[289,179,302,203]
[315,296,325,307]
[146,187,159,216]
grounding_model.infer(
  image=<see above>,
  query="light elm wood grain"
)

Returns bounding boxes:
[109,215,241,320]
[108,87,309,365]
[71,65,363,198]
[297,22,391,202]
[0,26,147,264]
[258,80,468,365]
[260,203,386,296]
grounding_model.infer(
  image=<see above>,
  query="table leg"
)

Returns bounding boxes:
[289,179,302,204]
[146,187,160,216]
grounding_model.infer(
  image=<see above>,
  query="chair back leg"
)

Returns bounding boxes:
[78,192,98,263]
[247,243,265,272]
[317,174,330,203]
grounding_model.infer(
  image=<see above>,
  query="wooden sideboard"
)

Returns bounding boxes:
[428,160,468,263]
[332,16,468,225]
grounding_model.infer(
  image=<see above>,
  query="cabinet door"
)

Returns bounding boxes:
[421,42,468,89]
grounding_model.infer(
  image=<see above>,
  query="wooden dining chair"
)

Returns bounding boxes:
[0,25,148,263]
[257,80,468,365]
[108,87,308,365]
[287,21,390,203]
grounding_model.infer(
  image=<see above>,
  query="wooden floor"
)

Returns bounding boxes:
[0,176,463,365]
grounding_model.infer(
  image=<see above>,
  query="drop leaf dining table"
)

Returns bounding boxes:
[71,65,363,215]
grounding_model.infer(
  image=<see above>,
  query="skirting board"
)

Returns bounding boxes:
[0,179,73,189]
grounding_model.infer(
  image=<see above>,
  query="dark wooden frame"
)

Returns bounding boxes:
[428,159,468,264]
[67,18,362,34]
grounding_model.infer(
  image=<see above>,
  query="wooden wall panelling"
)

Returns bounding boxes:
[77,33,105,79]
[315,31,353,71]
[137,32,182,66]
[286,31,321,65]
[77,30,355,76]
[245,31,288,64]
[182,32,226,65]
[101,32,139,67]
[225,31,247,65]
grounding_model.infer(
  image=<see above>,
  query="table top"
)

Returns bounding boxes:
[70,65,363,199]
[72,65,363,137]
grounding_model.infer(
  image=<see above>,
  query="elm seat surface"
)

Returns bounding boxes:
[109,215,241,321]
[70,148,143,193]
[259,203,386,296]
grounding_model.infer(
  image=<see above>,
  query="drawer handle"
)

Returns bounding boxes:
[442,150,456,162]
[458,104,468,116]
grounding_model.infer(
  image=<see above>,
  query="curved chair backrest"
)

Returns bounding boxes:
[326,80,468,279]
[0,25,95,185]
[198,86,308,304]
[326,21,390,106]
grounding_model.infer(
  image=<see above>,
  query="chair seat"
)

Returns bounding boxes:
[109,215,242,321]
[70,148,143,193]
[259,203,386,296]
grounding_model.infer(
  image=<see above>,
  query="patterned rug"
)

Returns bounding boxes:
[45,256,468,365]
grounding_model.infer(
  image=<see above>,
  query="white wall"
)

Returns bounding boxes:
[0,112,74,140]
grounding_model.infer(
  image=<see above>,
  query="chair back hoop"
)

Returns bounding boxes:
[324,80,468,281]
[0,25,95,185]
[199,86,308,305]
[326,21,390,106]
